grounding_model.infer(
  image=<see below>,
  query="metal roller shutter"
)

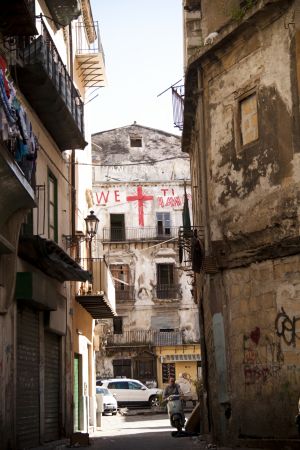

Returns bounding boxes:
[44,331,60,442]
[17,306,40,449]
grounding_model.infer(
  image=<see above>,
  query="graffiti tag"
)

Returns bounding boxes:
[275,307,300,347]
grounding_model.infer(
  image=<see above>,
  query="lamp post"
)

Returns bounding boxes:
[84,210,99,240]
[84,211,99,271]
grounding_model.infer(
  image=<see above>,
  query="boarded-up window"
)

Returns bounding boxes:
[240,93,258,147]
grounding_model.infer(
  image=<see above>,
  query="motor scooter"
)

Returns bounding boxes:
[166,394,185,432]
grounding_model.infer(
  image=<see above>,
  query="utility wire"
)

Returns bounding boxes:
[69,155,190,167]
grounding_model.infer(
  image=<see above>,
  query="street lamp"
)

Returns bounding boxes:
[64,210,99,248]
[84,210,99,240]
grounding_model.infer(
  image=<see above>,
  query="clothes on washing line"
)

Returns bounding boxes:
[0,59,39,184]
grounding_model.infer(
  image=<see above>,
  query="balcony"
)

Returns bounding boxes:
[44,0,80,28]
[155,284,180,300]
[1,0,37,36]
[76,258,116,319]
[9,18,87,151]
[107,330,184,347]
[75,21,106,88]
[115,286,135,302]
[0,141,36,253]
[102,226,179,243]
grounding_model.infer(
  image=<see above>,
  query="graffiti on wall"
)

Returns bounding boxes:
[243,327,284,387]
[94,187,192,225]
[275,307,300,347]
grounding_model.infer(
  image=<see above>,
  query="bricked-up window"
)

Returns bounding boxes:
[239,92,258,147]
[130,137,142,147]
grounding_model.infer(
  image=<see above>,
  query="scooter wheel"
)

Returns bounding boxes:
[174,419,182,432]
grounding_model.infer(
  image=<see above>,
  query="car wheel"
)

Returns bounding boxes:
[149,395,160,408]
[112,411,117,415]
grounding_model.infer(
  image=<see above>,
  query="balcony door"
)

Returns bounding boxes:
[157,263,174,299]
[110,214,125,241]
[156,212,171,237]
[110,264,131,300]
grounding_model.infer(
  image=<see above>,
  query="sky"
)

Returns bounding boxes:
[86,0,183,136]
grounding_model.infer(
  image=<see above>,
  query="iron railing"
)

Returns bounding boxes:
[76,257,108,295]
[115,286,135,301]
[155,284,180,299]
[172,85,184,130]
[12,17,84,136]
[178,225,205,271]
[107,330,184,346]
[75,21,105,61]
[102,226,179,242]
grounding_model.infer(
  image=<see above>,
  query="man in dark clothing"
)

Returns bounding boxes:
[163,377,182,399]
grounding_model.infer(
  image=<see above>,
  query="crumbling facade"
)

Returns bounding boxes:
[0,1,112,448]
[92,124,201,393]
[183,0,300,446]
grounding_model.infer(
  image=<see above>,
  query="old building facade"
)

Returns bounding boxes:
[183,0,300,446]
[0,1,114,448]
[92,124,201,394]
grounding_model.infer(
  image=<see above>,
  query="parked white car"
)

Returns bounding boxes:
[99,378,162,408]
[96,386,118,415]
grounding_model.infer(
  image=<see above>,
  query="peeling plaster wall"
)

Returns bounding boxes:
[184,1,300,444]
[207,13,296,241]
[92,125,200,380]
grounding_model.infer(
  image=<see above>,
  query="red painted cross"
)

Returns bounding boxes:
[126,186,153,227]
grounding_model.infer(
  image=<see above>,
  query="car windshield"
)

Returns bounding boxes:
[96,387,110,395]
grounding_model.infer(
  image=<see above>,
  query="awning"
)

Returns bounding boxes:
[161,354,201,362]
[75,294,117,319]
[18,236,91,282]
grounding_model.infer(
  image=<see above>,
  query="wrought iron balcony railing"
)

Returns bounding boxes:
[115,286,135,301]
[8,17,86,151]
[107,330,184,346]
[155,284,180,300]
[102,226,179,243]
[75,21,106,88]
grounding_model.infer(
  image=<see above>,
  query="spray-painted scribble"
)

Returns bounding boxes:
[275,307,300,347]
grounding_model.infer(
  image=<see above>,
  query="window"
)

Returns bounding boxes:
[156,212,171,237]
[162,363,175,383]
[48,171,58,241]
[110,264,132,301]
[239,92,258,148]
[128,381,143,390]
[110,214,125,241]
[157,263,174,285]
[113,317,123,335]
[112,359,131,378]
[108,381,129,389]
[130,137,142,147]
[156,263,175,299]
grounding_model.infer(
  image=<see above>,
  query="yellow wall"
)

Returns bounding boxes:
[73,300,93,354]
[154,344,201,392]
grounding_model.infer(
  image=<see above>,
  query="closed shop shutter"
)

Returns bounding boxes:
[17,306,40,449]
[44,331,60,442]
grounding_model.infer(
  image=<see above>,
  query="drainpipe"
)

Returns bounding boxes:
[196,65,212,432]
[69,24,76,239]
